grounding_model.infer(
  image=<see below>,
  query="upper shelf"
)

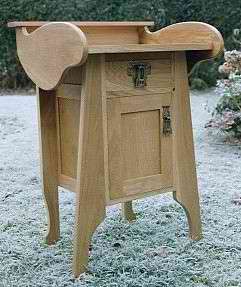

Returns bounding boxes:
[8,21,154,28]
[8,21,223,54]
[9,21,224,90]
[88,43,213,54]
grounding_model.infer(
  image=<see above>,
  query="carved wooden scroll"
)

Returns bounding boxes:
[16,22,88,90]
[140,21,224,72]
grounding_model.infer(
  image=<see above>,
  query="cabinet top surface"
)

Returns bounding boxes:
[8,21,155,28]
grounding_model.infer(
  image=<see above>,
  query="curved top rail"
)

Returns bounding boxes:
[140,21,224,69]
[13,21,224,89]
[8,21,154,28]
[16,22,88,90]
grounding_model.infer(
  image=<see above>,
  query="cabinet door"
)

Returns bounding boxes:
[107,93,173,201]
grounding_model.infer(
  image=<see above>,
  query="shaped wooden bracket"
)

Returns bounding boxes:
[16,22,88,90]
[140,21,224,72]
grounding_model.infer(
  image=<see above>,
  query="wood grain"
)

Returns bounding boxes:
[72,55,106,277]
[106,58,173,96]
[140,21,224,71]
[8,21,154,28]
[9,21,223,276]
[88,43,212,54]
[172,52,202,240]
[16,22,88,90]
[37,88,60,244]
[58,174,77,192]
[107,93,173,200]
[57,97,80,178]
[122,201,136,222]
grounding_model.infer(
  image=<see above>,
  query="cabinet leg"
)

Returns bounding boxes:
[72,55,106,277]
[172,52,202,241]
[173,192,202,240]
[37,88,60,244]
[121,201,136,222]
[73,204,105,276]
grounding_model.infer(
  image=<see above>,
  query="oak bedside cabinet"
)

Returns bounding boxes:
[8,21,224,277]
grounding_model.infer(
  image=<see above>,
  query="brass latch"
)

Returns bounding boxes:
[127,62,151,88]
[162,106,172,135]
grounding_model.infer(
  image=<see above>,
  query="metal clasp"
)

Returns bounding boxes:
[127,62,151,88]
[162,106,172,136]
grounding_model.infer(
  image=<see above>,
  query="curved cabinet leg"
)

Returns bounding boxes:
[72,55,106,277]
[73,203,105,276]
[121,201,136,222]
[173,192,202,240]
[172,52,202,241]
[37,88,60,244]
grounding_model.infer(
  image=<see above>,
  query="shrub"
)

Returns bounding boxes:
[0,0,241,89]
[206,49,241,139]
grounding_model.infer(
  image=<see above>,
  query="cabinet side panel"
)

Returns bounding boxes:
[57,85,81,179]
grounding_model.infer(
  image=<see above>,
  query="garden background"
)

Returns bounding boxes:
[0,0,241,90]
[2,1,241,286]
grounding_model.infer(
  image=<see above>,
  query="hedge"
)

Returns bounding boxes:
[0,0,241,89]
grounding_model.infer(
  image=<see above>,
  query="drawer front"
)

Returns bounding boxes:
[105,54,174,98]
[107,93,173,201]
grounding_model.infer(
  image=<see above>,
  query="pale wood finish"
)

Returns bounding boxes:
[9,22,153,48]
[107,93,173,200]
[9,21,224,277]
[106,58,173,96]
[108,187,174,206]
[72,55,106,277]
[12,21,224,90]
[57,97,80,178]
[56,84,81,180]
[140,22,224,71]
[56,84,82,100]
[105,52,172,62]
[88,43,213,54]
[122,201,136,222]
[172,52,202,240]
[58,174,77,191]
[62,66,83,85]
[8,21,154,28]
[16,22,88,90]
[37,88,60,244]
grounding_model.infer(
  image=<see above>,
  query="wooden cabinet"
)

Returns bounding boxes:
[9,20,224,277]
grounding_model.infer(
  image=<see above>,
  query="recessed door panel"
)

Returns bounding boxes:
[107,93,173,200]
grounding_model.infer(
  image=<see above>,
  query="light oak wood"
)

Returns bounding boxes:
[16,22,88,90]
[56,85,81,179]
[108,187,174,206]
[12,21,224,91]
[57,97,80,178]
[105,52,172,62]
[56,84,82,100]
[172,52,202,240]
[106,58,173,96]
[10,21,224,277]
[88,43,213,54]
[9,22,154,48]
[37,88,60,244]
[62,66,83,85]
[58,174,77,191]
[107,93,173,200]
[140,21,224,71]
[122,201,136,222]
[72,55,106,277]
[8,21,154,28]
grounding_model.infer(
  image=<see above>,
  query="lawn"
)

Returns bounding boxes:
[0,91,241,287]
